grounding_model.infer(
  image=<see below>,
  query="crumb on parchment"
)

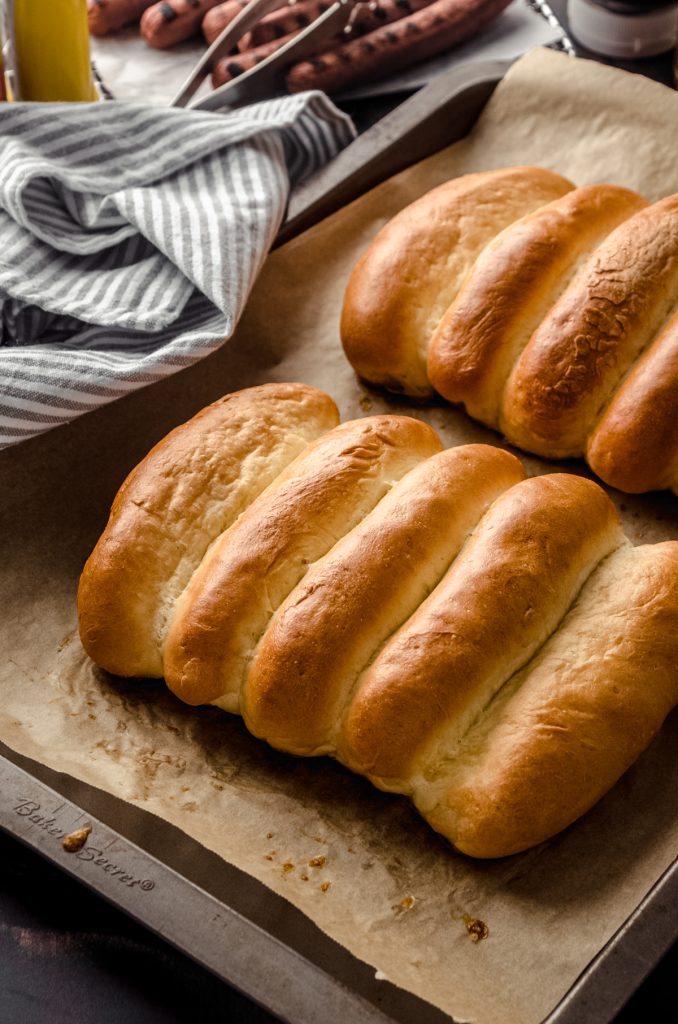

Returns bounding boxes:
[392,894,416,913]
[463,914,489,943]
[62,825,92,853]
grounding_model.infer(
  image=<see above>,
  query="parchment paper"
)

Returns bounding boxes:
[2,49,678,1024]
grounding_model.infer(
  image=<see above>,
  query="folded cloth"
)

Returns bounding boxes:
[0,93,355,448]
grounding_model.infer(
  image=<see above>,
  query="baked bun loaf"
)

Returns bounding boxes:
[243,443,526,754]
[585,307,678,493]
[77,383,339,677]
[164,414,442,710]
[341,168,678,495]
[78,386,678,858]
[425,541,678,857]
[341,167,573,398]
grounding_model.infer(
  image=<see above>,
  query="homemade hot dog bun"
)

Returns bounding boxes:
[342,169,678,494]
[586,310,678,493]
[500,194,678,462]
[78,386,678,857]
[425,541,678,857]
[164,415,442,709]
[428,184,647,427]
[340,474,624,787]
[243,444,525,754]
[341,167,573,397]
[77,383,339,678]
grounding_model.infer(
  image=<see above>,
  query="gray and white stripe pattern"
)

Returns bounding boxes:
[0,92,355,447]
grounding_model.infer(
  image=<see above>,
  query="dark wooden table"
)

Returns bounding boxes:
[2,7,677,1022]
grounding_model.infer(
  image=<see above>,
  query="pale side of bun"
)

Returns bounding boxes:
[242,445,525,755]
[163,416,442,709]
[340,474,624,788]
[424,542,678,858]
[586,311,678,495]
[428,185,646,426]
[77,383,339,679]
[340,167,573,398]
[500,194,678,458]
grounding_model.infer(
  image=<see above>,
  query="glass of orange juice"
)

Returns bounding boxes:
[2,0,98,101]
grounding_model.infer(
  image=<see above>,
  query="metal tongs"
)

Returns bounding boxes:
[171,0,364,112]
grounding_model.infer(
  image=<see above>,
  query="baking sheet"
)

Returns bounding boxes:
[1,48,678,1024]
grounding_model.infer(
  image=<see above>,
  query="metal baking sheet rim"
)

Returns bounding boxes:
[1,57,676,1024]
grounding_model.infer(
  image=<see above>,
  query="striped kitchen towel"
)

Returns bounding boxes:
[0,92,355,448]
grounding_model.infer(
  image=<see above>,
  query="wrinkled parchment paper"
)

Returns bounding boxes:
[2,49,678,1024]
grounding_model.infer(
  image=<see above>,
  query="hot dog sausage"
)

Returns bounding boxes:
[202,0,248,44]
[246,0,434,49]
[242,0,331,49]
[286,0,512,94]
[141,0,223,48]
[88,0,156,35]
[212,31,298,85]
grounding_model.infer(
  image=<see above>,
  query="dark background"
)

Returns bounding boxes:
[2,2,677,1022]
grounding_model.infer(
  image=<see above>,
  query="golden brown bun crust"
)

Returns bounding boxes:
[163,415,442,707]
[242,445,525,755]
[340,167,573,397]
[77,383,339,678]
[431,542,678,858]
[342,170,678,493]
[341,474,623,784]
[586,311,678,494]
[80,387,678,858]
[428,185,646,426]
[501,194,678,458]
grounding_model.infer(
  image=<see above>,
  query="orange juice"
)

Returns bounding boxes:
[5,0,97,101]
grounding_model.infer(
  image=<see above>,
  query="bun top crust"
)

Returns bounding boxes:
[163,414,442,708]
[586,309,678,494]
[341,473,624,784]
[428,184,647,426]
[436,542,678,858]
[77,383,339,678]
[243,444,525,755]
[501,193,678,458]
[341,166,678,493]
[340,167,573,398]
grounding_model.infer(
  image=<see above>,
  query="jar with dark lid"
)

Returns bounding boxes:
[567,0,678,57]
